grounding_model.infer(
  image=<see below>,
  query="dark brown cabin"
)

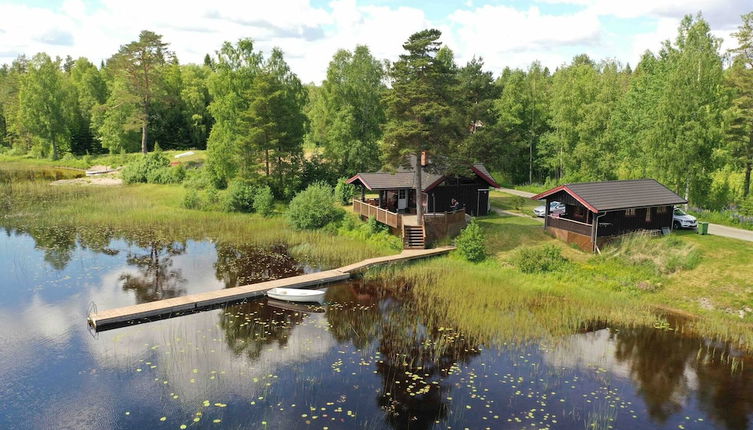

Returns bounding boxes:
[532,179,687,252]
[346,158,499,249]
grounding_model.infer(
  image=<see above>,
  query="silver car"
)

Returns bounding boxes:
[533,201,565,217]
[673,208,697,229]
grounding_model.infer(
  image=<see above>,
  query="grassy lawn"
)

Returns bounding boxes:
[510,183,548,194]
[489,190,540,217]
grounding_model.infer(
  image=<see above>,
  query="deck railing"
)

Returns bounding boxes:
[547,216,592,236]
[353,199,401,229]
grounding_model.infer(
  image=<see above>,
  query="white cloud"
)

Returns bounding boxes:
[0,0,747,82]
[447,4,601,72]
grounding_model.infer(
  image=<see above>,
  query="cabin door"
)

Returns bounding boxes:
[477,189,489,216]
[397,189,408,211]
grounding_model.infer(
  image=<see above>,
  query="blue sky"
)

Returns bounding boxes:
[0,0,748,82]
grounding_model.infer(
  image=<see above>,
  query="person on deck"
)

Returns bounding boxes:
[450,199,462,211]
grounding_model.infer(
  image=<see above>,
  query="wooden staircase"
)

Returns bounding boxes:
[403,225,426,249]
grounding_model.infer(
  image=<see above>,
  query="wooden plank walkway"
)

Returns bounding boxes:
[88,246,454,330]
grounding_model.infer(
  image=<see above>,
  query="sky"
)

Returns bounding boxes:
[0,0,749,83]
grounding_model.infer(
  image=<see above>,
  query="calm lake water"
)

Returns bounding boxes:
[1,228,752,430]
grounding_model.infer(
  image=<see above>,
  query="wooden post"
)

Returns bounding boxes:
[361,186,365,202]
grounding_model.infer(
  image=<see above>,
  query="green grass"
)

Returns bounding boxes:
[0,149,207,170]
[511,183,548,194]
[367,213,753,351]
[489,190,540,216]
[0,177,392,269]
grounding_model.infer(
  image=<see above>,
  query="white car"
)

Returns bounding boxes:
[673,208,697,229]
[533,201,565,217]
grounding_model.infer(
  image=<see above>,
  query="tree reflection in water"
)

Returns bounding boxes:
[214,243,302,288]
[219,299,308,360]
[612,323,753,430]
[119,240,187,303]
[326,281,481,430]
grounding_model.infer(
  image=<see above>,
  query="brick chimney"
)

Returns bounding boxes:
[420,151,428,167]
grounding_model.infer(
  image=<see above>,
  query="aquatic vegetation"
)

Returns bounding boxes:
[0,177,391,268]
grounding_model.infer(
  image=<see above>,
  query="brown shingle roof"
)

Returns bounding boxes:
[347,158,498,191]
[532,179,687,212]
[348,171,443,191]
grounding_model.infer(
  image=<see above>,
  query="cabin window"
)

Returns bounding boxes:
[645,208,652,223]
[658,206,667,214]
[625,208,636,217]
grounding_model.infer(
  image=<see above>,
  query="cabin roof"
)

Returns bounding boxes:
[347,162,498,191]
[532,179,687,213]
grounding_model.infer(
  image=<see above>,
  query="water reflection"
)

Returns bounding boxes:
[214,243,302,288]
[613,326,753,430]
[220,299,307,360]
[325,282,481,429]
[1,228,753,429]
[120,240,187,303]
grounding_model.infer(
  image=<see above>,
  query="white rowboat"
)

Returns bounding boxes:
[266,288,325,304]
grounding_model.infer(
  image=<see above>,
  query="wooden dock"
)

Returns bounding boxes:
[88,246,454,330]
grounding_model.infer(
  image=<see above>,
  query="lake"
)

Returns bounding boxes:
[1,227,752,429]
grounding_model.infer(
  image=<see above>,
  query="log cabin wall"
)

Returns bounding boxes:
[597,205,674,237]
[428,177,491,216]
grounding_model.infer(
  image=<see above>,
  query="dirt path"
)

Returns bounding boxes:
[497,188,753,243]
[51,176,123,186]
[707,223,753,242]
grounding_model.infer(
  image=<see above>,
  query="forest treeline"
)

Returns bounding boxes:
[0,12,752,208]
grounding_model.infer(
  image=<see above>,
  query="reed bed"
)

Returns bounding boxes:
[0,180,392,268]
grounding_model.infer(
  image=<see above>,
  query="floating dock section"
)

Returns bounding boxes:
[88,246,454,330]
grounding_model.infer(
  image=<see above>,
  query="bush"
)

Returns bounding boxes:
[337,214,402,251]
[146,165,185,184]
[334,178,356,205]
[367,216,389,234]
[455,219,486,262]
[511,196,526,211]
[514,244,568,273]
[121,151,170,184]
[287,182,345,230]
[740,198,753,217]
[224,181,256,213]
[253,185,274,216]
[182,189,201,209]
[183,167,215,190]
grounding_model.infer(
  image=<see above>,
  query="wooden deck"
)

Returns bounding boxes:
[88,246,455,330]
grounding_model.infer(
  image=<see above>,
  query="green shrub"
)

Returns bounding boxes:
[183,167,215,190]
[146,165,185,184]
[182,189,201,209]
[334,178,356,205]
[224,181,256,213]
[514,244,568,273]
[740,198,753,217]
[367,216,389,234]
[287,182,345,230]
[253,185,274,216]
[337,214,402,251]
[456,219,486,262]
[121,152,170,184]
[511,196,526,211]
